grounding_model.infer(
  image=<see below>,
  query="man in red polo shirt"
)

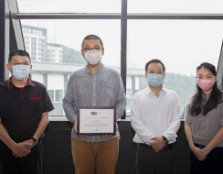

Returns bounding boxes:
[0,50,54,174]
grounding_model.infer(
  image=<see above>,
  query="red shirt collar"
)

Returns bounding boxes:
[7,77,35,90]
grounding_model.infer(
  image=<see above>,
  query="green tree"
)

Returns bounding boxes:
[62,45,86,64]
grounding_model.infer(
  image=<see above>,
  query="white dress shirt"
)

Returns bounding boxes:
[131,87,181,145]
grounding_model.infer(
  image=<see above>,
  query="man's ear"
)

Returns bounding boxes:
[102,48,104,55]
[6,63,11,71]
[81,49,85,57]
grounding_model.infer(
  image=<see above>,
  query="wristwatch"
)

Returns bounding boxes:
[31,137,38,145]
[162,136,169,145]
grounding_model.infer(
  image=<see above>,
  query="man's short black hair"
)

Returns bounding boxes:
[81,34,104,49]
[145,59,166,72]
[8,50,31,63]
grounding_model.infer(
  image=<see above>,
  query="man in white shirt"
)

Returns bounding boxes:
[131,59,181,174]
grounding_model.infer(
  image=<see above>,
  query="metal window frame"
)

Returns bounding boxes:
[4,0,223,118]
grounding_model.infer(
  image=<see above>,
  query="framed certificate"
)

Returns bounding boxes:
[77,107,116,135]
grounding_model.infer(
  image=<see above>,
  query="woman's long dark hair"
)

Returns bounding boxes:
[189,62,223,116]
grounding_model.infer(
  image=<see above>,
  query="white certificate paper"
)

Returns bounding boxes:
[77,107,116,135]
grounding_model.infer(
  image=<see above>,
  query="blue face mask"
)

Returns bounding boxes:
[147,73,164,87]
[12,65,30,80]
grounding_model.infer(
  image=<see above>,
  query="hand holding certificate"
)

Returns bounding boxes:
[77,107,116,135]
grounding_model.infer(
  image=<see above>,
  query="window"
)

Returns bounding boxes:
[128,0,223,14]
[21,20,120,68]
[20,19,121,117]
[127,19,223,115]
[17,0,121,13]
[13,0,223,119]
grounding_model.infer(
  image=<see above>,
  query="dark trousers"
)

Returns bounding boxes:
[1,142,43,174]
[189,145,223,174]
[136,143,175,174]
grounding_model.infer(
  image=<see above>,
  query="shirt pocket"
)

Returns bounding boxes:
[97,81,115,106]
[28,96,43,111]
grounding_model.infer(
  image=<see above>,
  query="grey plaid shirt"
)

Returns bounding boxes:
[63,65,126,142]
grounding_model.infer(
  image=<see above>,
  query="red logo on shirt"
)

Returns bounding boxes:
[30,96,42,100]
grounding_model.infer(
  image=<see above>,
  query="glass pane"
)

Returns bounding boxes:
[21,20,120,67]
[55,90,64,101]
[17,0,121,13]
[21,19,121,116]
[128,0,223,14]
[47,90,54,101]
[50,102,64,116]
[31,73,44,83]
[127,20,223,116]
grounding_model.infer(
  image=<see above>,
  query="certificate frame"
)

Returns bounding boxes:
[77,107,116,135]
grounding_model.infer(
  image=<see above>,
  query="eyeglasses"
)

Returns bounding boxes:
[83,46,101,53]
[147,72,163,75]
[10,61,31,66]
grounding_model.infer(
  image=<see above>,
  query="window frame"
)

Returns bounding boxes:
[5,0,223,120]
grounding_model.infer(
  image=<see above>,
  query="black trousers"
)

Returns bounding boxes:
[189,144,223,174]
[136,143,175,174]
[0,142,43,174]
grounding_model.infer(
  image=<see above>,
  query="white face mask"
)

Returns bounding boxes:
[84,51,102,65]
[12,65,30,80]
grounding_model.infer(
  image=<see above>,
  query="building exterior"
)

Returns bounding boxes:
[22,25,47,62]
[47,43,63,63]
